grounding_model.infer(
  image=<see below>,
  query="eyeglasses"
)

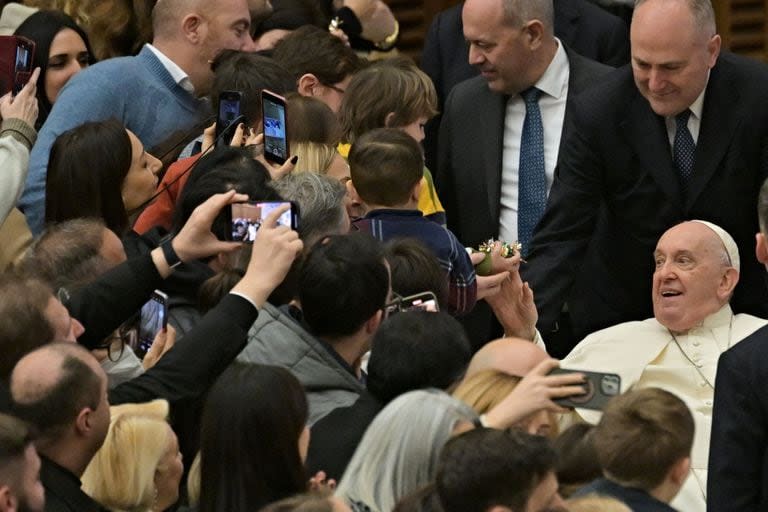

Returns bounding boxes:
[95,315,139,362]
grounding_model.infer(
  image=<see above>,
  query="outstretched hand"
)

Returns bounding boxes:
[484,359,586,429]
[485,269,538,341]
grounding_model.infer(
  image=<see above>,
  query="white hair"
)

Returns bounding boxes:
[335,389,478,512]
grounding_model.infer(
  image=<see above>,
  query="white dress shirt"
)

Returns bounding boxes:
[664,80,707,149]
[498,40,569,243]
[146,43,195,94]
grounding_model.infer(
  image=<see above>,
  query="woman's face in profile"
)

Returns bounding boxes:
[121,130,162,211]
[45,27,90,104]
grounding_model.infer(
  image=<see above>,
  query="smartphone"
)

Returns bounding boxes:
[215,90,243,147]
[400,292,440,313]
[132,290,168,360]
[0,36,34,95]
[549,368,621,411]
[261,90,289,164]
[227,201,299,242]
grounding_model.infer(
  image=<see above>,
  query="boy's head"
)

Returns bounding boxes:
[340,57,438,143]
[348,128,424,208]
[271,25,363,113]
[594,387,694,501]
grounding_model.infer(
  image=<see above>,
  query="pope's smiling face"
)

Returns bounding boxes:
[652,222,737,332]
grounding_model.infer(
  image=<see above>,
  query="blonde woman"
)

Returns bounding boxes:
[453,368,559,438]
[291,141,349,179]
[82,399,184,512]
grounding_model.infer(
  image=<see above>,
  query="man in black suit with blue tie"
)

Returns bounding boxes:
[435,0,612,351]
[524,0,768,355]
[422,0,629,172]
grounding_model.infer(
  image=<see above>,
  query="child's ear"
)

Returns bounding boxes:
[411,179,422,203]
[384,112,396,128]
[297,73,320,97]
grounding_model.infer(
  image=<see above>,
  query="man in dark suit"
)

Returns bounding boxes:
[436,0,612,351]
[422,0,629,170]
[524,0,768,353]
[708,179,768,512]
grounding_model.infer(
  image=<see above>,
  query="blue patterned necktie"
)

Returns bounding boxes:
[673,109,695,190]
[518,87,546,257]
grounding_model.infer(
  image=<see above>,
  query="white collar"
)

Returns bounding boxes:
[529,38,569,100]
[146,43,195,94]
[662,303,733,335]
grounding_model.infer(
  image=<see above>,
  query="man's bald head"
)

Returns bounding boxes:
[152,0,202,39]
[11,343,104,444]
[465,338,548,378]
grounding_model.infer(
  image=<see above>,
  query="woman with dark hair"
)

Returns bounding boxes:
[198,362,310,511]
[44,118,162,234]
[14,9,95,128]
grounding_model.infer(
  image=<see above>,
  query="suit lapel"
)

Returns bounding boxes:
[685,62,741,209]
[485,92,508,224]
[621,92,683,206]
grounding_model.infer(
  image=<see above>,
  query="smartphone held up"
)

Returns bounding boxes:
[216,90,244,147]
[131,290,168,360]
[0,35,34,95]
[262,89,289,164]
[226,201,300,243]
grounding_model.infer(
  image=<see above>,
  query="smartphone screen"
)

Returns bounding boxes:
[133,290,168,359]
[216,90,243,146]
[14,44,30,73]
[229,201,299,242]
[261,90,289,164]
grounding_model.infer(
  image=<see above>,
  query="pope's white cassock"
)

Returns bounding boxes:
[561,304,767,512]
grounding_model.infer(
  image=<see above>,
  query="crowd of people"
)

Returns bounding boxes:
[0,0,767,511]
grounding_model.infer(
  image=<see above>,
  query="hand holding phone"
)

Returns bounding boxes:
[549,368,621,411]
[482,359,587,429]
[216,90,243,147]
[0,36,35,96]
[385,291,439,315]
[230,202,304,306]
[131,290,168,360]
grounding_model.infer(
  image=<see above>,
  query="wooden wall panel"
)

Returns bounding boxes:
[714,0,768,61]
[385,0,461,63]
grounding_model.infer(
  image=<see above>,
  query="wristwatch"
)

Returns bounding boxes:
[161,238,183,269]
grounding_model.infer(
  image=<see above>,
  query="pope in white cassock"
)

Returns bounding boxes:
[541,220,768,512]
